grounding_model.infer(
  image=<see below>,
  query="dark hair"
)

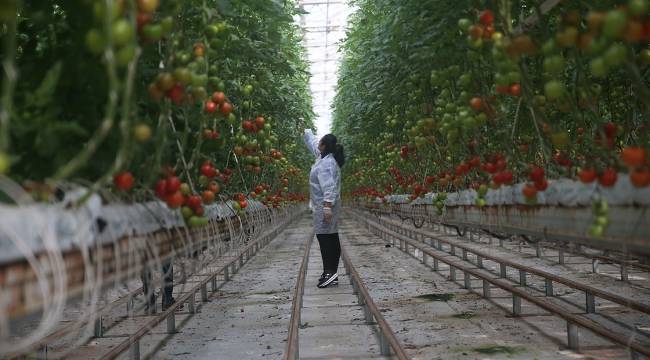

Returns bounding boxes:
[320,134,345,168]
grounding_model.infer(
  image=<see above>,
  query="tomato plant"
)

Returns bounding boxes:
[333,0,649,203]
[1,0,314,219]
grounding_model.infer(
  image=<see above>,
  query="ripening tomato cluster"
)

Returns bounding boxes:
[85,0,173,66]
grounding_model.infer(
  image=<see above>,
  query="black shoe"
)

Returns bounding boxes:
[162,297,184,311]
[317,273,338,288]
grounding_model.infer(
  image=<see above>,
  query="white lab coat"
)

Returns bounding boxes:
[304,129,341,234]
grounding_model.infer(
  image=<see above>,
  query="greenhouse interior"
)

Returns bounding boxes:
[0,0,649,359]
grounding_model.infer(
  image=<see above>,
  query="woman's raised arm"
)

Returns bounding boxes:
[303,129,320,158]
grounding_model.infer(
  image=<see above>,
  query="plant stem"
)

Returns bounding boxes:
[0,16,18,153]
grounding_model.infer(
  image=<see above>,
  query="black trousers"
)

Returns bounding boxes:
[317,233,341,274]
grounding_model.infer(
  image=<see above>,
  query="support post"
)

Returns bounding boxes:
[211,276,218,292]
[477,256,483,268]
[513,295,521,316]
[519,270,527,286]
[585,292,595,313]
[482,280,490,298]
[379,332,391,356]
[94,317,103,338]
[201,283,208,302]
[167,313,176,333]
[462,248,468,261]
[500,263,507,278]
[545,278,553,296]
[188,293,196,314]
[620,264,629,282]
[129,340,140,360]
[567,322,579,350]
[450,266,456,281]
[558,248,565,265]
[433,258,439,271]
[224,266,229,281]
[463,271,471,289]
[592,259,600,274]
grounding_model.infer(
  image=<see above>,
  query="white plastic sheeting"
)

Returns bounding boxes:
[0,195,266,265]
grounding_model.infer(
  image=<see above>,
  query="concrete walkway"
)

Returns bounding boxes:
[148,215,312,359]
[299,236,390,359]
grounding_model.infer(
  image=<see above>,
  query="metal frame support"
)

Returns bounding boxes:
[620,264,629,282]
[512,295,521,316]
[363,304,373,323]
[423,254,429,265]
[558,248,565,265]
[379,332,391,356]
[463,271,471,289]
[500,263,507,278]
[535,242,542,257]
[180,263,187,284]
[94,317,103,338]
[167,313,176,333]
[519,270,527,286]
[545,279,554,296]
[201,283,208,302]
[224,266,230,281]
[585,292,595,313]
[450,245,455,256]
[477,256,483,268]
[129,339,140,360]
[188,293,196,313]
[567,322,579,350]
[482,280,491,298]
[433,258,439,271]
[127,296,135,317]
[462,248,468,261]
[211,276,218,292]
[450,266,456,281]
[592,259,600,274]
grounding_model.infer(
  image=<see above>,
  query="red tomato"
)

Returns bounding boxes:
[201,164,216,178]
[534,178,548,191]
[425,175,436,184]
[212,91,226,104]
[598,168,618,187]
[204,100,217,113]
[239,199,248,209]
[166,191,184,209]
[479,9,495,26]
[113,172,134,191]
[167,84,184,105]
[604,122,617,138]
[166,176,181,193]
[630,169,650,188]
[469,97,483,111]
[155,179,167,198]
[255,116,265,128]
[509,83,521,96]
[202,190,215,204]
[620,146,647,168]
[579,168,597,183]
[529,166,545,182]
[220,102,233,116]
[522,184,537,198]
[187,195,202,210]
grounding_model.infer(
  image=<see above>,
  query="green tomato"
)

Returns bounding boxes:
[0,152,9,174]
[181,206,193,220]
[544,80,565,100]
[590,57,608,78]
[180,183,191,195]
[174,68,192,85]
[595,215,609,227]
[161,17,174,34]
[85,29,104,55]
[638,49,650,66]
[629,0,648,16]
[458,18,472,32]
[588,224,604,237]
[243,84,254,96]
[603,43,627,67]
[111,19,133,47]
[115,45,135,67]
[142,24,163,42]
[543,55,565,75]
[602,10,627,39]
[227,113,237,125]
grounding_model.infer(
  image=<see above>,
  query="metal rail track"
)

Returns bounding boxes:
[5,208,272,359]
[96,208,297,360]
[349,209,650,358]
[285,233,410,360]
[365,211,650,316]
[21,207,299,360]
[364,203,650,282]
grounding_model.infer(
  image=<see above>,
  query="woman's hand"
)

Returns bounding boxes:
[323,206,333,223]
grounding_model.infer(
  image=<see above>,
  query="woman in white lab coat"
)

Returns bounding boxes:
[304,129,344,288]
